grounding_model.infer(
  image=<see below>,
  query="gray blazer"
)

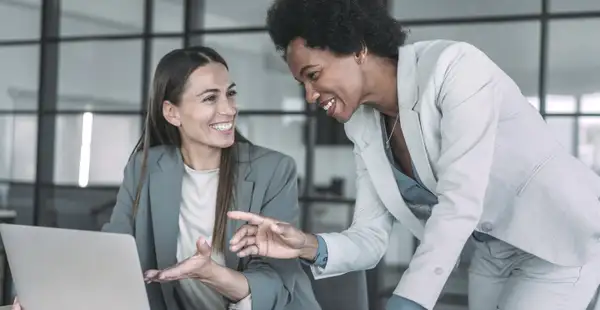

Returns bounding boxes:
[102,142,321,310]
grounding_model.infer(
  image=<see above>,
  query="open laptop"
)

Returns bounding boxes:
[0,224,150,310]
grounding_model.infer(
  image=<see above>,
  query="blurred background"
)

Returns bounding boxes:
[1,0,600,309]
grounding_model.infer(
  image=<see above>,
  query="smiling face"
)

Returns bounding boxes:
[162,61,238,150]
[286,38,366,123]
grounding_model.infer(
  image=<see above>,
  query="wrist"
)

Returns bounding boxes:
[299,233,319,261]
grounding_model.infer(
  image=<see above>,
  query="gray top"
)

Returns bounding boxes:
[380,116,438,219]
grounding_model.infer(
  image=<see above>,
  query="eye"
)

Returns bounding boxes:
[227,89,238,97]
[307,71,320,81]
[203,95,217,103]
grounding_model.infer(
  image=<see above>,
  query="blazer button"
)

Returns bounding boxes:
[481,222,493,233]
[434,267,444,275]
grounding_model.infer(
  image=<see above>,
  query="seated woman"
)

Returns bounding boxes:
[12,46,320,310]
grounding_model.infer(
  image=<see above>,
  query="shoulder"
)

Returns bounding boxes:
[125,145,177,174]
[238,142,297,178]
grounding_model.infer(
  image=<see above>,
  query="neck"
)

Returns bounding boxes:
[180,141,222,171]
[362,56,399,117]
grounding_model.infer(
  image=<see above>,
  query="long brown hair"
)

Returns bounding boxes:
[130,46,248,253]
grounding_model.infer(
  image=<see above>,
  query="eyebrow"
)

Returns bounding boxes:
[198,83,236,95]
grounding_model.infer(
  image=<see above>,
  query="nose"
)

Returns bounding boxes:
[217,99,237,116]
[304,84,319,104]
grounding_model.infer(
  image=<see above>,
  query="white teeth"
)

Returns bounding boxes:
[323,98,335,111]
[210,122,233,131]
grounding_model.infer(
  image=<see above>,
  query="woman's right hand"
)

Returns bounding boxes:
[227,211,319,260]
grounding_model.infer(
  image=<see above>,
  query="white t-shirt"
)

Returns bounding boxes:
[176,165,251,310]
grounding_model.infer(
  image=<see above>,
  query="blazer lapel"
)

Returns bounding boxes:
[359,114,425,240]
[399,109,437,194]
[150,150,184,270]
[397,44,438,194]
[225,144,255,270]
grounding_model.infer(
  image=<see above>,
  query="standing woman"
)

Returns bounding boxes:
[225,0,600,309]
[12,46,320,310]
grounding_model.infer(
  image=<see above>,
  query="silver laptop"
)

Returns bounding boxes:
[0,224,150,310]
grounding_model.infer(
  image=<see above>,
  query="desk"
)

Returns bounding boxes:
[0,210,17,305]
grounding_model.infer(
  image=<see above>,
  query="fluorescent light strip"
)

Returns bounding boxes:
[78,112,93,187]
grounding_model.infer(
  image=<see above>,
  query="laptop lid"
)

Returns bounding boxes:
[0,224,150,310]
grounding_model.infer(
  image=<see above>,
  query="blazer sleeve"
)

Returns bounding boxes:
[241,155,306,310]
[393,42,501,310]
[310,149,395,279]
[101,154,140,235]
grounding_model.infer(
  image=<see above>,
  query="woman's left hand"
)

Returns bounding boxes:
[144,237,214,282]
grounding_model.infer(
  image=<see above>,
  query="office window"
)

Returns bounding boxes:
[200,33,302,111]
[60,0,145,36]
[150,38,184,82]
[0,115,38,182]
[546,95,577,114]
[578,117,600,172]
[236,115,306,176]
[390,0,541,20]
[0,0,41,40]
[202,0,269,29]
[547,19,600,100]
[57,40,143,111]
[0,46,40,111]
[550,0,600,13]
[404,22,541,97]
[153,0,185,33]
[581,93,600,114]
[53,114,141,186]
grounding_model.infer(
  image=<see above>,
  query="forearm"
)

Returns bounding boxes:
[200,263,250,302]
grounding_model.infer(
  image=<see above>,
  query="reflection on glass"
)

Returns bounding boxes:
[0,46,40,111]
[53,114,141,186]
[200,33,302,111]
[391,0,540,19]
[0,0,41,40]
[58,40,143,111]
[546,95,576,114]
[581,93,600,114]
[60,0,144,36]
[547,20,600,101]
[578,117,600,172]
[405,22,540,96]
[0,115,38,182]
[154,0,184,33]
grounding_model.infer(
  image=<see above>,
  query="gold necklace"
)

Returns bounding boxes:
[385,113,400,148]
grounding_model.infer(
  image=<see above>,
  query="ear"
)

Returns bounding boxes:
[162,100,181,127]
[355,43,368,64]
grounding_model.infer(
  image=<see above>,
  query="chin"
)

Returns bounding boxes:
[212,137,236,149]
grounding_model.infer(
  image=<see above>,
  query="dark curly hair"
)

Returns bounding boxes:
[266,0,407,60]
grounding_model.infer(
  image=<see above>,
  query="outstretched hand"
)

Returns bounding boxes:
[144,237,214,283]
[227,211,314,260]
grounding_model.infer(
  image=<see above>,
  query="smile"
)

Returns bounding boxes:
[210,122,233,131]
[321,98,335,111]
